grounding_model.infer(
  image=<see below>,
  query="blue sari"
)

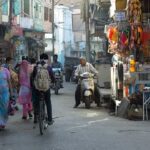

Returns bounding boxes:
[0,68,10,127]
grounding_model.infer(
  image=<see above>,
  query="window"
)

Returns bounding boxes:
[24,0,30,16]
[35,3,43,19]
[49,9,52,22]
[44,7,48,21]
[2,0,8,15]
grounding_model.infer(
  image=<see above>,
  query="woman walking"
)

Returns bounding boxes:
[18,57,32,120]
[0,60,12,129]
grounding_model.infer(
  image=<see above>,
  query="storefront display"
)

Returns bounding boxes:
[12,36,28,63]
[107,0,150,119]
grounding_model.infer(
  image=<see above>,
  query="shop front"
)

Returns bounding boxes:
[0,25,13,63]
[107,0,150,120]
[10,25,28,64]
[24,31,46,60]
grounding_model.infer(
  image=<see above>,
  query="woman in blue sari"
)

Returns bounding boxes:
[0,61,12,129]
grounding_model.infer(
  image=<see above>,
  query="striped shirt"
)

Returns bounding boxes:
[75,62,98,76]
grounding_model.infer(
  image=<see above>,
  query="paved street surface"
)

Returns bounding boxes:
[0,82,150,150]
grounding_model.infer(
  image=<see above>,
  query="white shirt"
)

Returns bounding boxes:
[75,62,98,76]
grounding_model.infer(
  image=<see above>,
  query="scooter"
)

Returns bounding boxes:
[80,72,95,108]
[52,68,62,95]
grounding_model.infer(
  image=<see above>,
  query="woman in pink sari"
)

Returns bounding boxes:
[18,58,32,120]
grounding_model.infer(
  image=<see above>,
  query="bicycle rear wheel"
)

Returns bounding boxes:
[39,100,45,135]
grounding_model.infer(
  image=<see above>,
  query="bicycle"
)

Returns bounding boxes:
[38,92,48,135]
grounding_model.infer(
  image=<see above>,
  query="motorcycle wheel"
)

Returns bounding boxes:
[85,96,91,109]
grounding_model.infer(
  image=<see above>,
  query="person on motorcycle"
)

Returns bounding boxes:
[51,54,63,88]
[73,56,100,108]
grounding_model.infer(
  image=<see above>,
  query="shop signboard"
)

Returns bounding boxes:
[114,11,126,21]
[25,31,44,39]
[20,17,33,29]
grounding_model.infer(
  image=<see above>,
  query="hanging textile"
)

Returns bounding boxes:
[127,0,142,24]
[129,25,143,49]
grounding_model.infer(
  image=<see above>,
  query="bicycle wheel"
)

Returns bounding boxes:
[39,100,45,135]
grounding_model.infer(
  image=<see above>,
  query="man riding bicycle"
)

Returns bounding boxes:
[31,53,55,125]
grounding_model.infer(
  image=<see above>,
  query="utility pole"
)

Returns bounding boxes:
[85,0,90,62]
[52,0,55,55]
[9,0,13,27]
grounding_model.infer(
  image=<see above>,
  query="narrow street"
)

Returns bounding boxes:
[0,82,150,150]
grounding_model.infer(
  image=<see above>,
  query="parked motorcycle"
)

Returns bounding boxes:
[51,68,62,95]
[79,72,95,108]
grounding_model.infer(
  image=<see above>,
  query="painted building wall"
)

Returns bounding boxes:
[20,0,33,29]
[45,33,52,52]
[72,9,86,57]
[33,0,44,31]
[110,0,116,17]
[43,0,52,33]
[54,5,74,66]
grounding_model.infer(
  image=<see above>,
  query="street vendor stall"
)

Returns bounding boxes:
[107,0,150,120]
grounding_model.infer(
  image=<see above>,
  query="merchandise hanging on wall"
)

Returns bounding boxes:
[127,0,142,24]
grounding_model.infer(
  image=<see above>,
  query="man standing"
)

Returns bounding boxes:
[74,57,100,108]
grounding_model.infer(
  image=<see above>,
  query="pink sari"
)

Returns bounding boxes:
[18,60,31,105]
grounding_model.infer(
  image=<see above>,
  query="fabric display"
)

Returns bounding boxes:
[142,30,150,58]
[118,22,131,50]
[107,24,119,53]
[142,27,150,46]
[127,0,142,24]
[107,24,118,43]
[129,25,143,49]
[107,22,131,53]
